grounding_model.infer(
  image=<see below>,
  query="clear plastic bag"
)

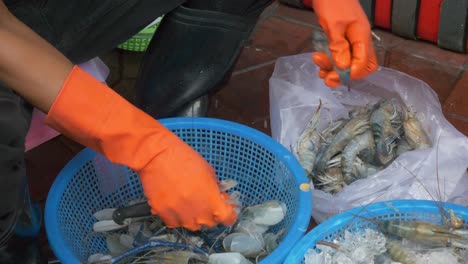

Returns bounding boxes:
[269,53,468,223]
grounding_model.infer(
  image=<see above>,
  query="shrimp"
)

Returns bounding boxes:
[353,156,381,179]
[315,113,370,173]
[448,209,464,229]
[313,119,347,171]
[386,239,419,264]
[396,137,414,156]
[321,119,347,144]
[294,101,323,177]
[370,99,403,166]
[315,154,379,190]
[349,105,371,119]
[131,250,209,264]
[315,168,347,194]
[378,220,468,249]
[341,130,375,184]
[403,110,431,150]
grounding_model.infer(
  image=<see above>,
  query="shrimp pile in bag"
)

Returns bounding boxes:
[269,53,468,223]
[293,98,432,194]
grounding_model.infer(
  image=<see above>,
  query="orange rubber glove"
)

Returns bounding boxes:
[45,66,237,231]
[312,0,378,87]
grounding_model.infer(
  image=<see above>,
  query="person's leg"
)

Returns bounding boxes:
[36,0,185,64]
[134,0,275,119]
[0,2,51,262]
[0,82,36,263]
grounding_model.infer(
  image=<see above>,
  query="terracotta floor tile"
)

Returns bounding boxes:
[58,136,84,155]
[249,117,271,136]
[375,46,388,67]
[443,71,468,117]
[274,3,318,28]
[250,17,313,57]
[445,113,468,136]
[372,29,406,50]
[392,38,468,69]
[298,35,315,53]
[25,136,77,202]
[215,64,274,124]
[234,46,277,72]
[387,49,462,104]
[207,95,248,125]
[307,217,317,232]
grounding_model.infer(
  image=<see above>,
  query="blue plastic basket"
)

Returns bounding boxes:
[45,117,312,264]
[284,199,468,263]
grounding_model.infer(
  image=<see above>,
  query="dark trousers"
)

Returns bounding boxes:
[0,0,184,246]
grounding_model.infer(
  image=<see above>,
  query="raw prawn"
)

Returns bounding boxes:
[315,167,347,194]
[386,239,418,264]
[353,157,381,179]
[403,110,431,150]
[378,220,468,249]
[370,99,402,166]
[315,113,370,173]
[341,130,375,184]
[396,137,414,156]
[294,101,323,177]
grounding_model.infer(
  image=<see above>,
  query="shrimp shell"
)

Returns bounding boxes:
[379,220,468,249]
[403,111,431,150]
[143,251,209,264]
[341,130,375,184]
[386,239,418,264]
[315,114,370,173]
[396,137,414,156]
[370,99,402,165]
[448,209,464,229]
[294,102,323,176]
[315,168,346,194]
[354,157,381,179]
[322,119,347,143]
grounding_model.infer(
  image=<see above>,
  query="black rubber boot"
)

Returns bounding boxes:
[0,183,45,264]
[134,0,274,119]
[172,95,210,117]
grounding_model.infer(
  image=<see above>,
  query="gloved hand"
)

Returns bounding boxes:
[45,66,237,231]
[312,0,378,87]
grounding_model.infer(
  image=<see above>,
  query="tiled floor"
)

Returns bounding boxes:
[25,2,468,261]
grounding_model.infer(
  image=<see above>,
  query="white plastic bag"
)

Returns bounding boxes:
[269,53,468,223]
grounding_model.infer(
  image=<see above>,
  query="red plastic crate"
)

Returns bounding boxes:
[375,0,392,29]
[417,0,443,43]
[295,0,467,52]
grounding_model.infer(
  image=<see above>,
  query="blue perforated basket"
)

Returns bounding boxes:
[284,200,468,263]
[45,117,312,264]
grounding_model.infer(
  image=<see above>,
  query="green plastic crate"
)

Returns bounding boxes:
[118,16,163,52]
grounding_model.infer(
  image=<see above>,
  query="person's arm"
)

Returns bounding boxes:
[0,2,73,112]
[0,3,237,231]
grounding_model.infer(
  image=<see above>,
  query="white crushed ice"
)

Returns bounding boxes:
[303,229,467,264]
[415,248,462,264]
[304,229,387,264]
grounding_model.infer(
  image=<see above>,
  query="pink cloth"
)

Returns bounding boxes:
[24,57,109,151]
[25,109,60,151]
